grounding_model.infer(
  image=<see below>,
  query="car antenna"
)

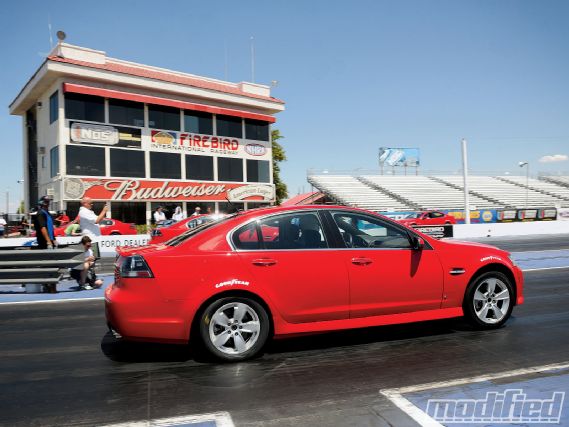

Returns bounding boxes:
[224,195,242,214]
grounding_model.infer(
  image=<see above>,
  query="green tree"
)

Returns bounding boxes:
[271,129,288,204]
[17,201,24,214]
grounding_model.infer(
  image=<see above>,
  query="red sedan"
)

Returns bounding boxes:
[150,214,224,244]
[398,211,457,226]
[106,205,523,361]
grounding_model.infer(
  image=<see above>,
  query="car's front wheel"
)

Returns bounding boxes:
[199,297,270,361]
[463,271,514,329]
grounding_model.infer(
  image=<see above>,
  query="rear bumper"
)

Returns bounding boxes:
[104,284,189,344]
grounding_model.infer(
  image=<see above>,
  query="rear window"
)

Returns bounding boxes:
[165,214,235,246]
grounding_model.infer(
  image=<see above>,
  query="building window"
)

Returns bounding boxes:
[247,159,270,183]
[217,157,243,182]
[148,105,180,131]
[186,155,214,181]
[150,152,181,179]
[245,119,269,141]
[41,156,46,169]
[50,146,59,178]
[216,115,242,138]
[64,93,104,123]
[110,149,145,178]
[186,202,215,216]
[184,111,213,135]
[66,145,106,176]
[109,99,144,127]
[49,91,59,124]
[110,202,147,225]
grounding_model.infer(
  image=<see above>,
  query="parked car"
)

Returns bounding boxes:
[106,205,523,362]
[32,218,136,237]
[398,211,457,226]
[150,214,225,244]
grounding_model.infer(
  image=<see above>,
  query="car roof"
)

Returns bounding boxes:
[233,204,383,219]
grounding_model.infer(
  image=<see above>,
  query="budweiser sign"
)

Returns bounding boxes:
[63,178,275,202]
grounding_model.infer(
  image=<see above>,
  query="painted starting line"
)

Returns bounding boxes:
[381,362,569,427]
[102,412,234,427]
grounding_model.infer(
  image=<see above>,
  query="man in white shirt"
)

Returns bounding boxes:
[153,206,166,224]
[79,197,108,237]
[0,216,6,237]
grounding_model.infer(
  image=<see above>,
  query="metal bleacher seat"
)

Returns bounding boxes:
[498,176,569,206]
[360,175,500,210]
[437,176,561,208]
[308,175,412,212]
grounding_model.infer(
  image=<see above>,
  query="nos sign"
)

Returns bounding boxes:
[71,123,119,145]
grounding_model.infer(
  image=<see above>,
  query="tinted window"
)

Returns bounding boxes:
[66,145,105,176]
[430,212,444,218]
[50,146,59,178]
[232,221,260,250]
[110,149,145,178]
[247,159,270,183]
[109,99,144,127]
[65,93,104,123]
[218,157,243,182]
[148,105,180,130]
[259,212,327,250]
[216,115,242,138]
[245,119,269,141]
[332,212,411,249]
[150,152,181,179]
[49,91,58,124]
[184,111,213,135]
[186,155,214,181]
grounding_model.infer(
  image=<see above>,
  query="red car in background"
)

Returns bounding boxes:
[33,218,136,237]
[150,214,225,244]
[398,211,456,226]
[106,205,523,362]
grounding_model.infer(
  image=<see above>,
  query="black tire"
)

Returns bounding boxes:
[110,232,121,235]
[199,297,270,362]
[463,271,514,329]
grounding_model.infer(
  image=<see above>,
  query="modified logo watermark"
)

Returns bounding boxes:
[426,389,565,424]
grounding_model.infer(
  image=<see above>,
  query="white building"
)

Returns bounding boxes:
[9,42,285,224]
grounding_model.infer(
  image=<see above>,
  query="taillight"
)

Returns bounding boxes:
[119,255,154,278]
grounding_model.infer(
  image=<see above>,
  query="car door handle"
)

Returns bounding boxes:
[252,258,277,267]
[351,257,373,266]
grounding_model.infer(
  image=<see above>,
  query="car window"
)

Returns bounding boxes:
[332,212,412,249]
[232,212,328,250]
[430,212,444,218]
[100,219,113,226]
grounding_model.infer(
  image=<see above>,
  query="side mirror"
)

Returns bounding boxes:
[411,236,425,250]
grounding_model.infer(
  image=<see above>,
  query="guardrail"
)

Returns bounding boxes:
[0,248,83,286]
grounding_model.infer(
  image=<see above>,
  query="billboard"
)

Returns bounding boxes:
[379,147,420,167]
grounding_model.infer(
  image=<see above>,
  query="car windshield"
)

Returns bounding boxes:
[405,213,421,218]
[165,213,236,246]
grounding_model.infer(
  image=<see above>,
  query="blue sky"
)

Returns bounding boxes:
[2,0,569,208]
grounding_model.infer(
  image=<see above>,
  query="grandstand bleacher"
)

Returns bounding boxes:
[308,173,569,212]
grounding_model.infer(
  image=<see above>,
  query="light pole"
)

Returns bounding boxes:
[461,139,471,225]
[519,161,529,209]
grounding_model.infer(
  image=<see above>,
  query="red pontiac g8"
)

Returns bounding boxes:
[105,205,524,361]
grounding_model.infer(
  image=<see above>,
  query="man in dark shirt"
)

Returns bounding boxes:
[33,196,55,249]
[32,196,57,293]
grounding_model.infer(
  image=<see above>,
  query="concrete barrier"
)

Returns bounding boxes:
[453,221,569,238]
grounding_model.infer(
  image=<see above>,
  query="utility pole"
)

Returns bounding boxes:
[461,139,471,225]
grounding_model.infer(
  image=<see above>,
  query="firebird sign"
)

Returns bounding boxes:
[63,178,275,202]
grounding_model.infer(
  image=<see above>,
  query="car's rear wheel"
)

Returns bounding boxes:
[199,297,269,361]
[463,271,513,329]
[110,232,121,235]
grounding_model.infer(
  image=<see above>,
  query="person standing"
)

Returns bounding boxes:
[153,206,166,225]
[172,206,186,221]
[0,215,6,237]
[79,197,108,237]
[191,206,202,217]
[55,210,70,227]
[33,196,57,293]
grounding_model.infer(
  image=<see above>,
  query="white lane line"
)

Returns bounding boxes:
[380,361,569,427]
[102,411,235,427]
[0,297,104,305]
[522,266,569,272]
